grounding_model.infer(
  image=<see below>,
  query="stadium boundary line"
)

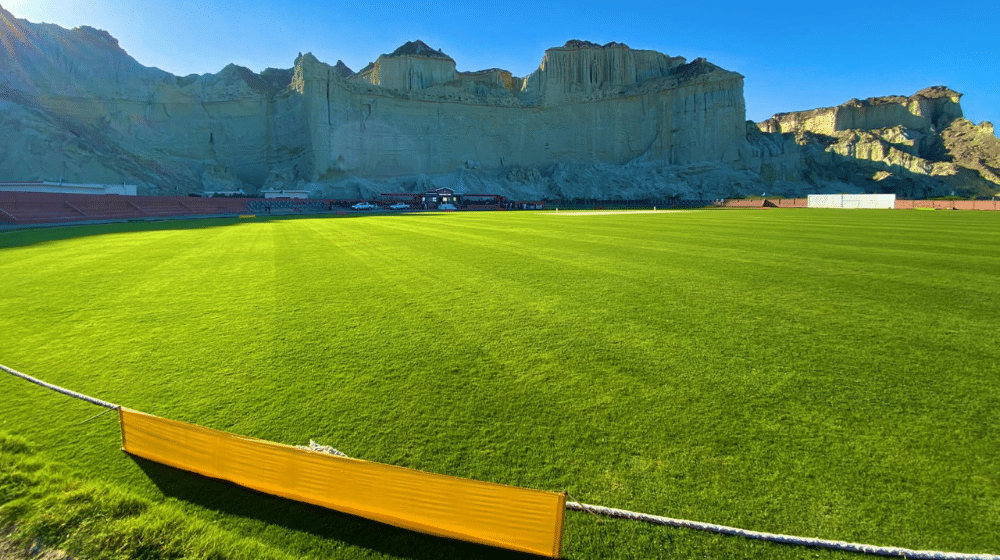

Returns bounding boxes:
[566,502,999,560]
[1,363,118,409]
[2,363,998,560]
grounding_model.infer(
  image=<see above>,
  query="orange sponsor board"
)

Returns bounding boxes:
[119,408,565,557]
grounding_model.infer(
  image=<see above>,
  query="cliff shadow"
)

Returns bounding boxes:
[816,150,986,199]
[129,455,541,560]
[0,216,261,249]
[0,212,378,249]
[758,124,1000,198]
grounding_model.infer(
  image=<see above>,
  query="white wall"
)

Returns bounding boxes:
[808,194,895,209]
[262,190,309,199]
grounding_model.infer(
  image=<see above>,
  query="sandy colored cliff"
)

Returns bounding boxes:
[1,5,997,200]
[750,88,1000,198]
[293,45,746,183]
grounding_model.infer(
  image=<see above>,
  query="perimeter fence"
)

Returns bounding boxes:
[5,192,1000,226]
[895,199,1000,210]
[0,191,250,225]
[720,198,1000,210]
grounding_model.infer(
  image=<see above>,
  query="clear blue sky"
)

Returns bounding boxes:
[5,0,998,132]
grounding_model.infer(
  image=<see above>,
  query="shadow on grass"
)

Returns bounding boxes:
[0,211,469,250]
[130,455,542,560]
[0,213,349,249]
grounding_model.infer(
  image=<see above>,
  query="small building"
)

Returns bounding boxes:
[380,187,506,209]
[422,187,458,207]
[261,189,309,199]
[0,181,137,196]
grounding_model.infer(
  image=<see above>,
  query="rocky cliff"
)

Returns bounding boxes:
[293,44,747,183]
[0,4,304,194]
[0,6,752,198]
[1,5,997,200]
[749,88,1000,198]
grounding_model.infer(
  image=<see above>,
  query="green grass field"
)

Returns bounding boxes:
[1,209,999,560]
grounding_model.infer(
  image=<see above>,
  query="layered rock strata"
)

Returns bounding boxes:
[749,88,1000,198]
[293,44,747,182]
[758,86,964,137]
[0,6,749,196]
[1,5,997,200]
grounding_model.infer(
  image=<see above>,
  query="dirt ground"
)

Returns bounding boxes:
[0,532,75,560]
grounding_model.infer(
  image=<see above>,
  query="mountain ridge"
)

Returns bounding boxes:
[1,7,996,200]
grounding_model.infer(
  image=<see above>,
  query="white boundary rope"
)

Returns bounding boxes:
[3,363,997,559]
[566,501,1000,560]
[0,363,118,409]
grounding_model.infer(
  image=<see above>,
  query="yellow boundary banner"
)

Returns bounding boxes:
[119,408,566,557]
[9,365,999,560]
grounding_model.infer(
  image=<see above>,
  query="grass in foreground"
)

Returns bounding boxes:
[0,431,300,560]
[1,210,999,559]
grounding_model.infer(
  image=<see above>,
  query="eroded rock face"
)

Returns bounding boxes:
[0,5,308,194]
[352,40,457,91]
[294,46,747,182]
[750,89,1000,198]
[1,5,997,200]
[0,9,749,197]
[941,119,1000,187]
[759,87,964,137]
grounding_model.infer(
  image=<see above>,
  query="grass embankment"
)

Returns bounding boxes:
[1,210,999,559]
[0,431,297,559]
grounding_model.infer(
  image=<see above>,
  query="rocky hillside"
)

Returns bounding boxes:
[1,5,997,200]
[0,4,300,194]
[749,87,1000,198]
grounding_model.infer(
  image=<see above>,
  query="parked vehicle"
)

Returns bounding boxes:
[389,203,410,210]
[351,202,376,210]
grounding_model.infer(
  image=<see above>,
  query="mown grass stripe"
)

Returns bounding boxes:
[1,210,998,559]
